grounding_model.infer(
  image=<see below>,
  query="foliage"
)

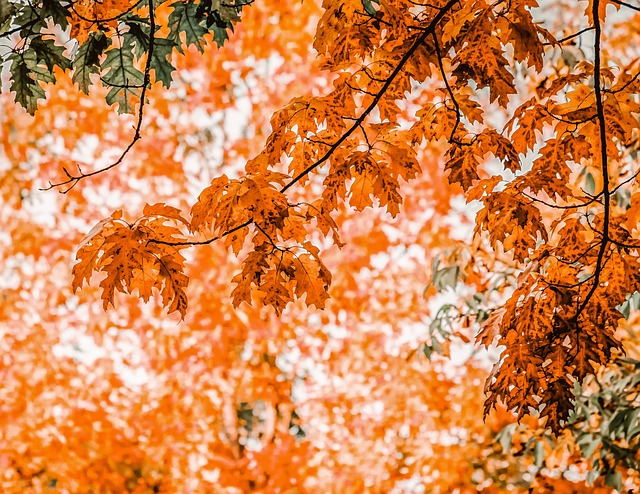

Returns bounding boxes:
[0,0,250,114]
[2,0,640,491]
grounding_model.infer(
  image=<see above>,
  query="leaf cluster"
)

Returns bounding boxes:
[0,0,250,113]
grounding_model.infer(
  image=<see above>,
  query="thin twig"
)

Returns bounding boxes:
[521,191,600,210]
[42,0,156,193]
[608,0,640,12]
[432,33,463,144]
[150,220,253,247]
[543,27,594,46]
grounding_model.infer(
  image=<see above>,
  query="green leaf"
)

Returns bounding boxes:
[615,187,631,210]
[361,0,380,16]
[608,409,627,437]
[496,423,517,452]
[11,6,41,38]
[101,47,144,113]
[617,298,631,319]
[211,23,230,47]
[30,37,71,72]
[586,464,601,485]
[578,433,601,458]
[150,37,177,88]
[123,17,177,88]
[72,31,111,94]
[585,172,596,195]
[40,0,69,28]
[0,0,16,33]
[123,17,151,59]
[422,340,442,360]
[605,471,622,491]
[625,409,640,440]
[168,2,208,53]
[8,45,62,113]
[194,0,243,47]
[8,52,45,114]
[533,440,544,468]
[432,265,459,291]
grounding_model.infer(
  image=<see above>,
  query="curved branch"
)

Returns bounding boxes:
[521,191,601,210]
[432,32,463,145]
[42,0,156,193]
[149,220,253,247]
[575,0,611,317]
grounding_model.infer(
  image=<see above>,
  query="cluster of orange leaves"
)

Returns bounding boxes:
[2,0,640,491]
[70,0,640,434]
[70,0,138,42]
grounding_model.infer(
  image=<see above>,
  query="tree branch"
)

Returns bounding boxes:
[280,0,459,193]
[608,0,640,12]
[575,0,610,317]
[42,0,156,193]
[543,26,594,46]
[147,0,459,249]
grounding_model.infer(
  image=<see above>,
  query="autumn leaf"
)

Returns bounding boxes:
[72,207,189,317]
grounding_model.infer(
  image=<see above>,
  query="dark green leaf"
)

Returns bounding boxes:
[72,31,111,93]
[533,440,544,468]
[361,0,379,16]
[586,464,600,485]
[585,172,596,195]
[0,0,16,32]
[194,0,241,47]
[12,5,41,37]
[101,47,144,113]
[496,423,516,452]
[168,2,208,53]
[608,409,627,437]
[122,18,177,88]
[150,37,176,88]
[123,16,150,58]
[211,23,230,47]
[577,433,601,458]
[605,471,622,491]
[30,37,71,72]
[8,52,45,114]
[40,0,69,29]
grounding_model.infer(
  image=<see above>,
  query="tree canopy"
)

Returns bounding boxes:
[2,0,640,491]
